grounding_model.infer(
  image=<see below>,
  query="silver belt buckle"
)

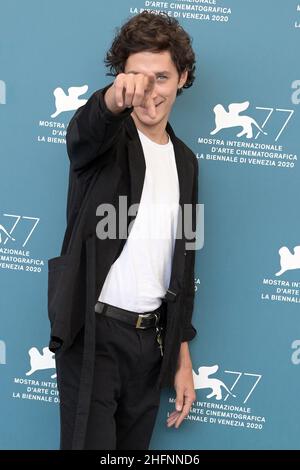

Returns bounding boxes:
[135,311,160,329]
[136,313,150,329]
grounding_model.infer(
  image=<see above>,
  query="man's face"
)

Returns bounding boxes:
[124,50,187,128]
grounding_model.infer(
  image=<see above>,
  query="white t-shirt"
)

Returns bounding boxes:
[98,128,180,312]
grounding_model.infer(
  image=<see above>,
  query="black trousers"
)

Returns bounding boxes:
[55,309,163,450]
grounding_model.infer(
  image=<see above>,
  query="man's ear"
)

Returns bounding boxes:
[178,69,188,89]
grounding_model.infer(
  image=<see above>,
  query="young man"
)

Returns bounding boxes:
[47,11,198,450]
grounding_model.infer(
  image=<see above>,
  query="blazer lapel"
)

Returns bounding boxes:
[165,121,194,301]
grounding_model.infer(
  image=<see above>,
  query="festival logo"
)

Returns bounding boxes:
[0,213,43,273]
[198,98,297,170]
[51,84,88,118]
[260,244,300,305]
[26,346,56,379]
[12,345,58,404]
[209,100,295,142]
[38,84,89,145]
[210,101,267,139]
[275,245,300,276]
[0,214,39,247]
[192,363,261,404]
[172,363,265,430]
[193,364,236,401]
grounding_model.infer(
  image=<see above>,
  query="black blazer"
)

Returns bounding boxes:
[48,83,198,392]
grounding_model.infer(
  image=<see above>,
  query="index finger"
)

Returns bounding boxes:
[144,95,156,119]
[144,73,156,94]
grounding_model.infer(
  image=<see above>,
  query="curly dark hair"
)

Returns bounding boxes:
[104,11,196,96]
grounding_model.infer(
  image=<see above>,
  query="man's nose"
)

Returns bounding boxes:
[150,88,158,102]
[150,86,158,100]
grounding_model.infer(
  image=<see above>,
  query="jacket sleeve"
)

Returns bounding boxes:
[181,156,199,342]
[66,82,133,176]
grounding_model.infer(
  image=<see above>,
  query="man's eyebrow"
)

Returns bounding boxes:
[126,70,170,75]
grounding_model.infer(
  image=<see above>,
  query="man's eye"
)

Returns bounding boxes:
[157,75,167,80]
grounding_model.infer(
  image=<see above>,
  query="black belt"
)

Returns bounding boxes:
[94,301,162,329]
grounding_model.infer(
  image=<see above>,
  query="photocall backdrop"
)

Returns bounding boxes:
[1,0,299,450]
